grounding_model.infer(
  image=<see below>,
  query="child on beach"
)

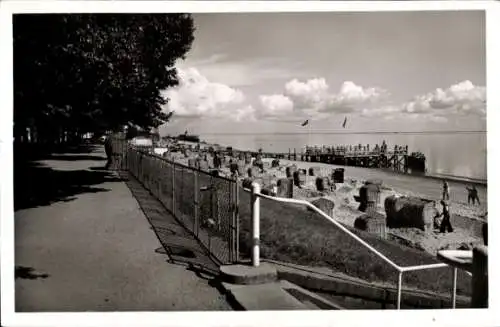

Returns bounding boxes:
[442,180,450,201]
[438,200,454,233]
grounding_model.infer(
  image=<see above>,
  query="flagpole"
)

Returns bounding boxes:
[308,118,311,148]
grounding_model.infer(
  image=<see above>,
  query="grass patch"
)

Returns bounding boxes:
[237,187,471,297]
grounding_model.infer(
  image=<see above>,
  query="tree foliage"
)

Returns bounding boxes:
[14,14,194,142]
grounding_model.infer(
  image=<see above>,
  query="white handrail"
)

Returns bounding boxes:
[250,188,448,272]
[243,186,462,309]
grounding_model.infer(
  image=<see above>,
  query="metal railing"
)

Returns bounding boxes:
[126,147,240,265]
[245,182,464,310]
[122,144,472,309]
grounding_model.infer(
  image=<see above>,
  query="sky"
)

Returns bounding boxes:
[159,11,486,137]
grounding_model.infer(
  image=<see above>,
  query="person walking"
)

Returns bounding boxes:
[439,200,454,233]
[104,134,113,170]
[466,185,474,205]
[466,185,480,205]
[442,180,450,201]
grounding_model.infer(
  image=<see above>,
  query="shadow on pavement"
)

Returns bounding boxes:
[44,154,107,161]
[14,153,124,211]
[15,266,50,280]
[14,143,99,161]
[121,171,220,276]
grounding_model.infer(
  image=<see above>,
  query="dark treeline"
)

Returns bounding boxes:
[14,13,194,145]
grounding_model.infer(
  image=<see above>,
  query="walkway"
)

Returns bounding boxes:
[15,145,231,311]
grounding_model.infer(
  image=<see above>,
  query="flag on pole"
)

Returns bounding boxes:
[342,116,347,128]
[301,119,309,127]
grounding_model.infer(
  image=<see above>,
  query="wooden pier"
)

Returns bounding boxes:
[174,141,427,174]
[256,144,425,174]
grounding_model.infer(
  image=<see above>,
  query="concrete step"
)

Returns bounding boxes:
[222,282,309,310]
[221,280,344,311]
[219,263,278,285]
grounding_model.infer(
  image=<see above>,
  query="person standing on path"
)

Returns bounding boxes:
[104,134,113,169]
[439,200,454,233]
[442,180,450,201]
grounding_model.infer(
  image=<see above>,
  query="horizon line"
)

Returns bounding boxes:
[193,130,487,136]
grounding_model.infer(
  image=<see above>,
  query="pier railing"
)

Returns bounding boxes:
[244,182,465,310]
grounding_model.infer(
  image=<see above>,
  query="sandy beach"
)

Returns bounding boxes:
[164,151,487,256]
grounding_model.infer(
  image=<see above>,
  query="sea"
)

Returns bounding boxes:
[200,132,487,182]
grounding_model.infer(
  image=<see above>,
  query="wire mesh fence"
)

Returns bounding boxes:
[126,147,239,265]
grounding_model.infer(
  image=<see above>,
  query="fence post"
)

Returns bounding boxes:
[156,158,161,198]
[452,267,458,308]
[251,182,261,267]
[229,176,234,262]
[154,157,159,197]
[235,177,240,263]
[172,162,176,216]
[397,271,403,309]
[180,166,184,219]
[194,170,199,237]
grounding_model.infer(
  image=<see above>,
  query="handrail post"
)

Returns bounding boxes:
[397,271,403,310]
[471,246,488,308]
[251,182,261,267]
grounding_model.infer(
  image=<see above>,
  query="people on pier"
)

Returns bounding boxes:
[213,152,221,169]
[466,185,480,205]
[439,200,454,233]
[381,140,387,153]
[442,180,450,201]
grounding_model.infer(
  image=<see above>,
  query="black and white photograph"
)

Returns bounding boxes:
[1,1,498,327]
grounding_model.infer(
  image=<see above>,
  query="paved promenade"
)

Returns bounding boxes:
[15,145,231,311]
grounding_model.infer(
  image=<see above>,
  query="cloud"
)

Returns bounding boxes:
[232,105,258,122]
[326,81,389,110]
[402,80,486,116]
[366,80,485,123]
[162,66,485,126]
[360,105,402,118]
[260,78,388,118]
[176,55,307,87]
[284,78,329,109]
[162,67,255,121]
[259,94,294,117]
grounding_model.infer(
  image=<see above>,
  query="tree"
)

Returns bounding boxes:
[13,14,194,143]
